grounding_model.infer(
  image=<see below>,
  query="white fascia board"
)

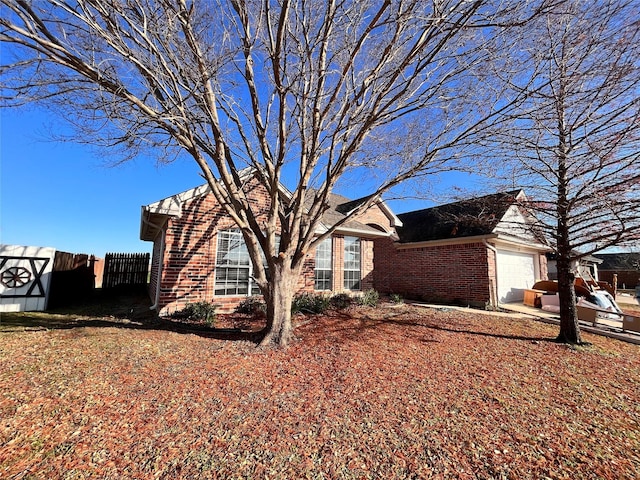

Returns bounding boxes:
[140,207,171,241]
[314,223,330,234]
[491,234,553,252]
[396,232,548,253]
[378,200,403,227]
[144,169,292,215]
[335,226,391,238]
[139,184,206,241]
[144,183,211,217]
[313,223,391,239]
[341,195,403,228]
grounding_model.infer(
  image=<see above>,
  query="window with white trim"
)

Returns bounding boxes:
[215,230,252,296]
[314,237,332,290]
[343,236,361,290]
[214,230,278,296]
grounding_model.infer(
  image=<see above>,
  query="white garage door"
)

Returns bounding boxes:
[496,250,536,303]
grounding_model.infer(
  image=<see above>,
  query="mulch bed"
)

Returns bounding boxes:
[1,303,639,479]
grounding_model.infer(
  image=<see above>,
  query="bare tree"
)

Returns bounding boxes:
[485,0,640,343]
[1,0,548,347]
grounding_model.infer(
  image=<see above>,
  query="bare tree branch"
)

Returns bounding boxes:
[1,0,551,346]
[481,0,640,343]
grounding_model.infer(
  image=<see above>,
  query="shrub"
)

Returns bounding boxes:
[171,301,217,325]
[359,289,379,307]
[389,293,403,304]
[292,292,330,314]
[235,296,266,315]
[330,293,353,310]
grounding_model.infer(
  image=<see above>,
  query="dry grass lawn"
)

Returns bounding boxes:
[1,298,639,479]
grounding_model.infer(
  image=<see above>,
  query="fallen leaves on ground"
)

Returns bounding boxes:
[1,304,639,479]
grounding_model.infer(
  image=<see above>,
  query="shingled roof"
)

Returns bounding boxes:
[396,190,524,244]
[313,192,395,237]
[596,253,640,271]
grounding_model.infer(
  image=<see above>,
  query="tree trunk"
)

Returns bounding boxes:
[259,262,297,348]
[554,72,582,345]
[555,255,582,344]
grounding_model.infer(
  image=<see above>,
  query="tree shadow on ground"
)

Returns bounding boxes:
[416,322,559,344]
[0,289,264,343]
[3,296,562,346]
[311,306,558,344]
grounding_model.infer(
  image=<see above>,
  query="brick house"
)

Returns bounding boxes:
[140,180,550,313]
[374,190,550,307]
[140,175,401,314]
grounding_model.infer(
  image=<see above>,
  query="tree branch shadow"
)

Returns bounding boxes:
[419,322,558,343]
[311,307,558,344]
[0,291,264,344]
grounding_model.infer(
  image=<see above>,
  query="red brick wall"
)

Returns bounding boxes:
[158,194,218,314]
[487,247,497,304]
[538,253,548,283]
[328,235,374,293]
[373,237,396,294]
[361,238,375,291]
[299,248,316,293]
[355,203,394,233]
[333,236,344,291]
[374,239,492,307]
[157,179,273,315]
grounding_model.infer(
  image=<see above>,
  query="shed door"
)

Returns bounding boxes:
[496,250,536,303]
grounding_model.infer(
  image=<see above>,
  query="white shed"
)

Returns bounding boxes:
[0,245,56,312]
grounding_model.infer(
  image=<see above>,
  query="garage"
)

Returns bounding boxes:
[496,249,537,303]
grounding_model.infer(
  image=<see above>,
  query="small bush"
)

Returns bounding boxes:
[171,301,217,325]
[359,289,379,307]
[292,293,330,314]
[330,293,354,310]
[235,296,266,315]
[389,293,403,304]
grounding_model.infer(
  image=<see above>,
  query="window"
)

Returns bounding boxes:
[215,230,251,296]
[314,237,332,290]
[214,229,278,296]
[343,236,361,290]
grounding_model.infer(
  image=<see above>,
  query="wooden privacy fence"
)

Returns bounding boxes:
[48,251,97,308]
[103,253,150,290]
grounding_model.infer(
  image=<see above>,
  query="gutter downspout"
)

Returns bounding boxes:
[140,207,168,312]
[150,224,166,311]
[149,224,167,310]
[483,239,499,309]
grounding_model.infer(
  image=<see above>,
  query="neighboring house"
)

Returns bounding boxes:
[140,174,401,314]
[374,190,550,307]
[596,253,640,289]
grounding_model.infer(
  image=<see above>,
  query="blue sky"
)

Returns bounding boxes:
[2,107,451,258]
[5,107,626,258]
[1,108,204,256]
